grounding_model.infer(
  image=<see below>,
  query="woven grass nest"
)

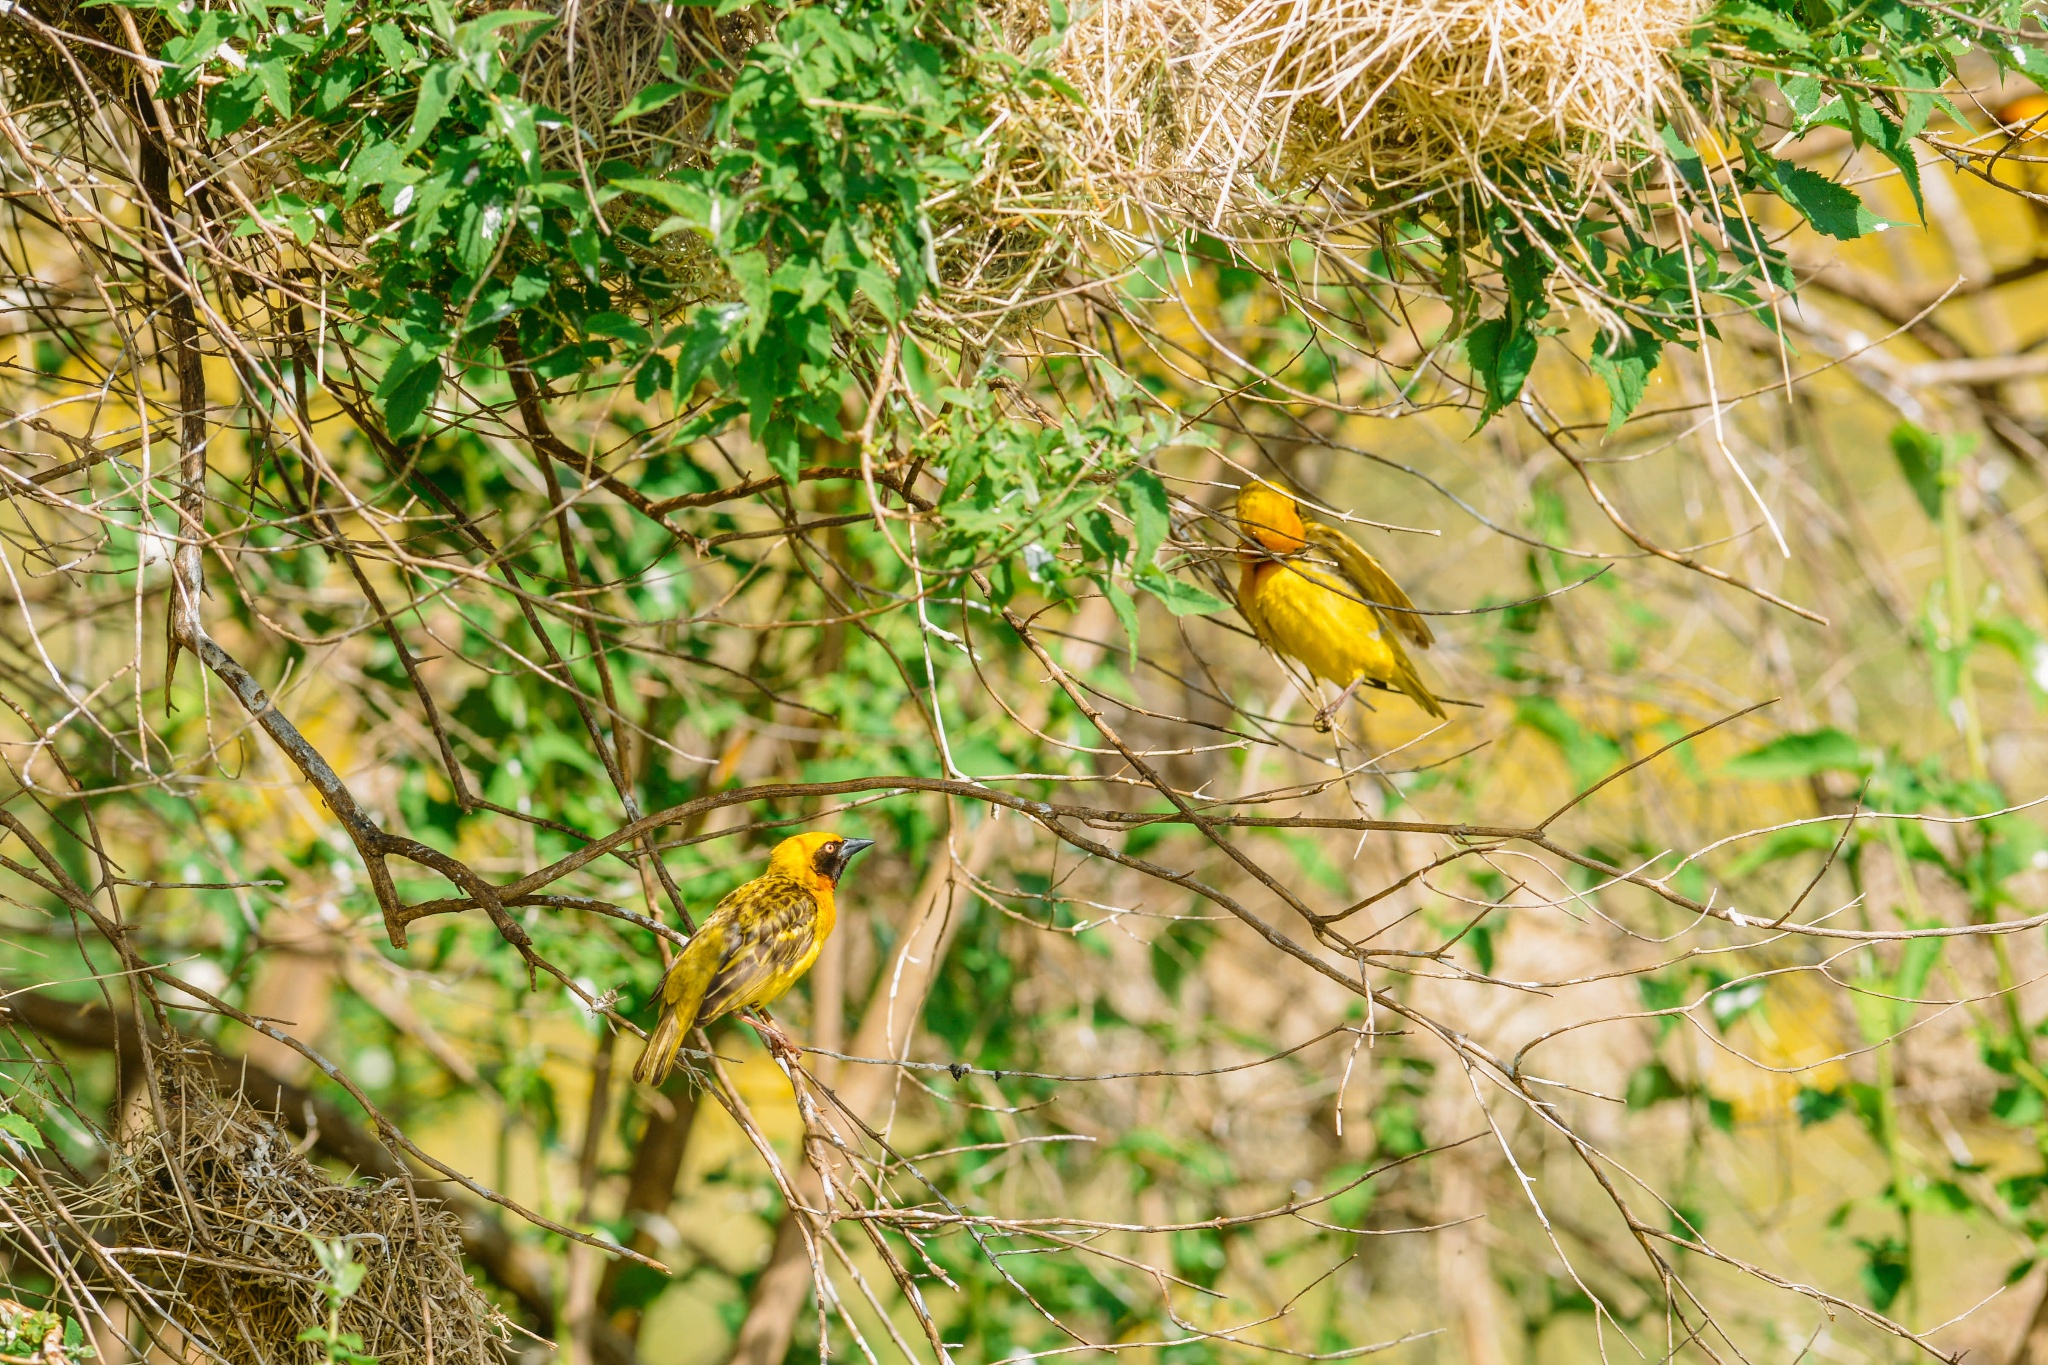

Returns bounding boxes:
[1046,0,1699,217]
[108,1049,505,1364]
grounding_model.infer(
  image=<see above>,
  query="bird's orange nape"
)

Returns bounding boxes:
[1235,484,1308,554]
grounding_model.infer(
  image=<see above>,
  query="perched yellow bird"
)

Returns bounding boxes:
[633,831,873,1085]
[2001,93,2048,135]
[1234,483,1446,722]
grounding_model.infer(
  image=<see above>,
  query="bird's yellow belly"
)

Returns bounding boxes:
[1254,563,1400,686]
[744,939,822,1011]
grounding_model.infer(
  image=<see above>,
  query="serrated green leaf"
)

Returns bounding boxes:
[1590,326,1661,431]
[1119,467,1170,566]
[1132,566,1226,616]
[254,55,292,117]
[1463,317,1538,422]
[0,1113,43,1149]
[673,304,744,394]
[1768,162,1885,240]
[584,311,652,349]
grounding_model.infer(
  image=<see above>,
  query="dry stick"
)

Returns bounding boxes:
[118,233,535,959]
[506,350,696,934]
[1535,423,1828,625]
[103,84,246,1283]
[378,767,2048,944]
[985,588,1962,1356]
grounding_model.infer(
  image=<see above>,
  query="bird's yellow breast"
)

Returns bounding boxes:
[1249,561,1401,687]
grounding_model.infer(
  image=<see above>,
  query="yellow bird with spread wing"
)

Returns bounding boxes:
[1233,484,1446,723]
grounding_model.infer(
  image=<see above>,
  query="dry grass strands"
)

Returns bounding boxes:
[1048,0,1699,216]
[109,1049,506,1364]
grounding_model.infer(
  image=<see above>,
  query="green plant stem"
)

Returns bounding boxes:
[1875,1037,1917,1327]
[1943,460,1989,782]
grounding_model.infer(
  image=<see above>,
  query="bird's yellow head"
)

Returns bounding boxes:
[1235,484,1306,555]
[768,831,875,888]
[2004,93,2048,136]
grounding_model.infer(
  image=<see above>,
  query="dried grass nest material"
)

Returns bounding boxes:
[109,1049,506,1364]
[1050,0,1701,210]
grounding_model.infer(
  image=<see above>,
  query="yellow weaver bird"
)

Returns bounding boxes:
[1234,484,1446,723]
[633,831,873,1085]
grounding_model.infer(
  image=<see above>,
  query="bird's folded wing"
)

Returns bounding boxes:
[659,917,727,1033]
[1303,522,1433,649]
[700,884,820,1020]
[1235,563,1277,649]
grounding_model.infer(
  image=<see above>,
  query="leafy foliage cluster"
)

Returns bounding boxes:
[109,0,2048,456]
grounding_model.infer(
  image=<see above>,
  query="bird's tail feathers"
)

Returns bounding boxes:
[1388,653,1447,720]
[633,1006,688,1086]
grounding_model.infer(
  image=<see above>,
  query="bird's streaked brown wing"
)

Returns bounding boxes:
[698,876,822,1022]
[1303,521,1433,649]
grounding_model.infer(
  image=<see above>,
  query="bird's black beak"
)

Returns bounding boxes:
[829,838,874,883]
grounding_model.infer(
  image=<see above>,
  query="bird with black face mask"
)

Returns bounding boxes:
[633,831,874,1085]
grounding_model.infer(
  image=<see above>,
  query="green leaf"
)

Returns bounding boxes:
[1767,162,1885,240]
[584,311,652,349]
[254,55,292,117]
[612,177,712,225]
[205,73,267,137]
[452,8,553,60]
[1714,0,1813,51]
[342,140,410,206]
[1104,579,1141,659]
[1463,317,1538,421]
[1118,467,1171,566]
[1780,73,1824,121]
[1724,728,1866,780]
[494,98,540,173]
[1132,566,1227,616]
[673,304,744,394]
[377,360,442,437]
[370,22,415,72]
[403,62,460,154]
[1590,326,1662,431]
[1856,1236,1910,1312]
[0,1114,43,1149]
[761,414,801,485]
[1625,1061,1686,1108]
[1889,421,1946,519]
[1794,1086,1847,1126]
[614,81,692,123]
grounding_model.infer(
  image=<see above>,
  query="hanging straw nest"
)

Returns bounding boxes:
[106,1048,507,1364]
[1047,0,1700,218]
